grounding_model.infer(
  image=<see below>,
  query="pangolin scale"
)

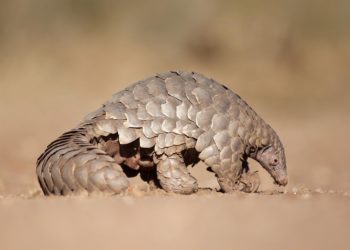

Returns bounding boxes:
[36,70,287,195]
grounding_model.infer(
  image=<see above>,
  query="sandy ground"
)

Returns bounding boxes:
[1,1,350,249]
[1,191,349,250]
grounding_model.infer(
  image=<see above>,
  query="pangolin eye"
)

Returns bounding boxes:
[271,158,278,165]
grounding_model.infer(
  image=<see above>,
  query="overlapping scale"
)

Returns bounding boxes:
[139,135,156,148]
[147,78,167,97]
[195,106,216,130]
[133,83,151,101]
[176,101,190,121]
[136,104,153,121]
[119,91,138,109]
[104,102,126,120]
[195,130,215,152]
[165,75,186,100]
[213,131,230,150]
[117,126,138,144]
[96,119,120,134]
[192,87,212,107]
[187,104,200,122]
[161,99,177,118]
[161,118,176,132]
[150,118,164,134]
[211,114,229,132]
[146,98,165,117]
[124,109,143,128]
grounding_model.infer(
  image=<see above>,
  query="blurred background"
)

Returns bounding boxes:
[0,0,349,194]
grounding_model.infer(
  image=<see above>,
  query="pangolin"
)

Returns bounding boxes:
[36,70,287,195]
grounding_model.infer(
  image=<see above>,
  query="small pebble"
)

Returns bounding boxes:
[314,188,324,194]
[301,193,311,200]
[122,196,135,205]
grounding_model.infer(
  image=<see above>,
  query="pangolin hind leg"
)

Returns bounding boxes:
[156,154,198,194]
[237,170,260,193]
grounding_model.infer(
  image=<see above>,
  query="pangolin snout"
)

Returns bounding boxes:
[276,176,288,186]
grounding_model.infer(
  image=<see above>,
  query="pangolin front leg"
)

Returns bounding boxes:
[211,158,243,193]
[213,161,260,193]
[156,154,198,194]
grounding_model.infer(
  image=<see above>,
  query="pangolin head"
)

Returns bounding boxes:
[256,134,288,186]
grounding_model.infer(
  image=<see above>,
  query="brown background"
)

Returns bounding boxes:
[0,1,349,249]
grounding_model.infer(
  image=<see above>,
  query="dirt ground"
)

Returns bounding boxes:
[1,192,349,250]
[0,1,349,250]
